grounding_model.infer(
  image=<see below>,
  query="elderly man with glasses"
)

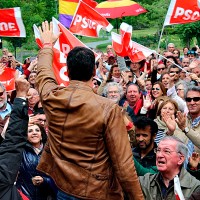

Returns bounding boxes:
[139,136,200,200]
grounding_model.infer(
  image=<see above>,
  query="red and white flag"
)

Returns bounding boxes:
[70,0,113,37]
[0,68,16,91]
[174,175,185,200]
[164,0,200,26]
[33,17,99,86]
[111,22,155,62]
[0,7,26,37]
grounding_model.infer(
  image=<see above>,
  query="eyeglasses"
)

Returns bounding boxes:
[187,50,196,55]
[128,76,133,78]
[185,97,200,102]
[176,89,184,91]
[8,56,13,58]
[182,62,189,64]
[154,148,178,155]
[152,88,160,91]
[170,71,179,74]
[0,91,4,96]
[157,68,165,71]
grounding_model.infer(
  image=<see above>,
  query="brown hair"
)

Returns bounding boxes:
[156,98,179,117]
[107,64,120,82]
[151,81,167,100]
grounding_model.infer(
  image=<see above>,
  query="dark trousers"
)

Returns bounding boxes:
[57,189,81,200]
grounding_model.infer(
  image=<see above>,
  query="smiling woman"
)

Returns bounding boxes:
[16,124,57,200]
[154,98,188,145]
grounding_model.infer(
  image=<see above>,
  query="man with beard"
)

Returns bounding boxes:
[132,116,158,168]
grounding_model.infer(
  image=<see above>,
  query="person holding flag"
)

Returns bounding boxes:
[139,136,200,200]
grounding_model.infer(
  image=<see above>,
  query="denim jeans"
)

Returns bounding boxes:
[57,189,81,200]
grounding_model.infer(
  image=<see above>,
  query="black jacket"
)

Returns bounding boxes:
[16,143,56,200]
[132,142,157,168]
[0,98,29,200]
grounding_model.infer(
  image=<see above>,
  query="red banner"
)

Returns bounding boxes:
[111,22,154,62]
[164,0,200,26]
[0,7,26,37]
[70,0,113,37]
[33,17,99,86]
[0,68,16,91]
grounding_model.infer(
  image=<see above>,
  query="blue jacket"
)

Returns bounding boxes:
[16,143,56,200]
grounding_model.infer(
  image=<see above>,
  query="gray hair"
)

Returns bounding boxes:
[185,86,200,99]
[160,136,188,159]
[175,81,188,97]
[168,43,175,47]
[0,82,6,91]
[103,82,124,98]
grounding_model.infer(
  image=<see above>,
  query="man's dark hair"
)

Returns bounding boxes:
[134,116,158,136]
[67,46,95,81]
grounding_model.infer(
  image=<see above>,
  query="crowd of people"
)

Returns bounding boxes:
[0,21,200,200]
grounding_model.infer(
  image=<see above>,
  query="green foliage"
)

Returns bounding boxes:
[1,0,200,52]
[0,0,58,51]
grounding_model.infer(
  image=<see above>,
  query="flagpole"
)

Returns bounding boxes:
[157,23,165,53]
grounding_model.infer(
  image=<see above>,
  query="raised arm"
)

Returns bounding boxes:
[0,77,29,189]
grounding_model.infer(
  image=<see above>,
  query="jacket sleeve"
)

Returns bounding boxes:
[104,104,144,200]
[0,98,28,188]
[36,48,58,98]
[186,129,200,149]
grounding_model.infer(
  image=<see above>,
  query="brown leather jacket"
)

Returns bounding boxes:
[36,48,144,200]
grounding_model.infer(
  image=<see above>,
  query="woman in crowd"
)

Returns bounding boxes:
[16,124,56,200]
[107,64,121,83]
[154,98,187,144]
[160,72,170,89]
[176,81,188,100]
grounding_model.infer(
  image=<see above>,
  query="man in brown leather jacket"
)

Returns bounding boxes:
[36,21,144,200]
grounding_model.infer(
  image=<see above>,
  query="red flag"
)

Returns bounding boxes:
[0,68,16,91]
[164,0,200,26]
[174,175,185,200]
[70,0,113,37]
[0,7,26,37]
[111,22,154,62]
[33,17,99,86]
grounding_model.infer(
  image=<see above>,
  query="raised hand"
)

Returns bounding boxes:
[38,21,61,46]
[15,77,30,98]
[162,112,176,135]
[143,94,152,109]
[189,152,200,169]
[175,111,187,131]
[121,71,129,84]
[0,63,6,75]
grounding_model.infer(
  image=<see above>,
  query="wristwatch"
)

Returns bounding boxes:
[183,127,189,134]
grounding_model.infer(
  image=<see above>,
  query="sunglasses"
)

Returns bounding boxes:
[170,71,179,74]
[185,97,200,102]
[8,56,13,58]
[157,68,165,71]
[187,50,196,55]
[0,91,4,96]
[152,88,160,91]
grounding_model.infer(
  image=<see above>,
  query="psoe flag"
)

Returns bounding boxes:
[70,0,113,37]
[0,7,26,37]
[164,0,200,26]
